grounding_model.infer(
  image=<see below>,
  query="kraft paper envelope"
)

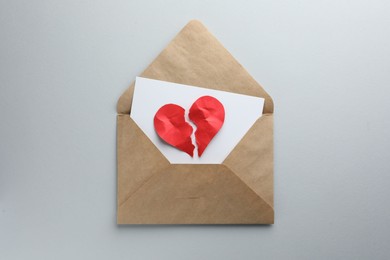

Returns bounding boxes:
[117,20,274,224]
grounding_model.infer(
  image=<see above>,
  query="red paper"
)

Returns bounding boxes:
[189,96,225,157]
[154,104,195,157]
[154,96,225,157]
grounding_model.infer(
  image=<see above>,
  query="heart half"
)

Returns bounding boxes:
[154,104,195,157]
[189,96,225,157]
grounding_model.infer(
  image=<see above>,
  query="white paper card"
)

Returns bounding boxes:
[130,77,264,164]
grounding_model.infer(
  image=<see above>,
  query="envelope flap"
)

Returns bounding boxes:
[118,163,274,224]
[117,20,274,115]
[117,115,170,206]
[223,114,274,208]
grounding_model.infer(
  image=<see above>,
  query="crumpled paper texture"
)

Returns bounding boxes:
[189,95,225,157]
[154,104,195,157]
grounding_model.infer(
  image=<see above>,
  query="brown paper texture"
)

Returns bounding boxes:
[117,20,274,224]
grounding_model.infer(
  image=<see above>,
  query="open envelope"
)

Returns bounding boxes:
[117,20,274,224]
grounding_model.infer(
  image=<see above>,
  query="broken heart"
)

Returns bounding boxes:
[154,96,225,157]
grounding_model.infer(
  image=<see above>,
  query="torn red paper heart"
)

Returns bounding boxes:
[189,96,225,157]
[154,104,195,157]
[154,96,225,157]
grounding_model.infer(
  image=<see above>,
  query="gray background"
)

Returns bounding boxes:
[1,0,389,259]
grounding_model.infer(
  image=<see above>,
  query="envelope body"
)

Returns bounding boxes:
[117,20,274,224]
